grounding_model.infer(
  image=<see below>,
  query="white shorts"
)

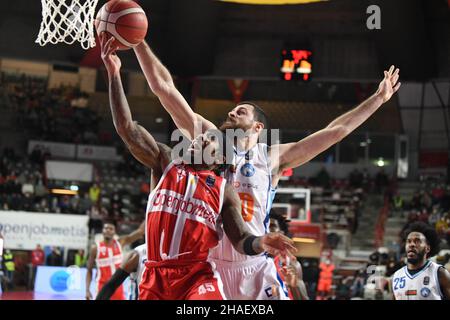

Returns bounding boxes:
[209,256,290,300]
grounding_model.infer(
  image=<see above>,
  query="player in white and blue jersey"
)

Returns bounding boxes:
[392,222,450,300]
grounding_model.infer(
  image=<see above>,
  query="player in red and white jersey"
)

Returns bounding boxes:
[99,34,296,300]
[85,220,145,300]
[133,39,402,299]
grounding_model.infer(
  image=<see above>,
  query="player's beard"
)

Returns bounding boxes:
[406,249,426,266]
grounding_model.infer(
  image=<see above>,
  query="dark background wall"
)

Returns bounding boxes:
[0,0,448,80]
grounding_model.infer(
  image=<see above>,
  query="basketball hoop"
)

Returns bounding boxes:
[35,0,99,49]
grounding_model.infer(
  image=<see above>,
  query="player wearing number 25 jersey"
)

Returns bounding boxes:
[391,222,450,300]
[100,37,296,300]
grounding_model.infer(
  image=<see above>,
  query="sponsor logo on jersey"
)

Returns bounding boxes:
[152,191,217,225]
[240,163,255,177]
[420,287,431,298]
[405,290,417,296]
[206,175,216,188]
[423,276,430,285]
[233,181,258,189]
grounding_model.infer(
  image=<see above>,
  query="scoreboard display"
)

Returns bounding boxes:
[280,48,313,81]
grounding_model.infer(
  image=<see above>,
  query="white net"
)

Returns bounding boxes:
[35,0,100,50]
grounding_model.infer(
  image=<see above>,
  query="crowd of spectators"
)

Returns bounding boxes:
[0,146,148,235]
[1,73,102,144]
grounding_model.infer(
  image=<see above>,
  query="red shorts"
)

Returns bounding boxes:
[97,282,125,300]
[317,280,332,292]
[138,261,224,300]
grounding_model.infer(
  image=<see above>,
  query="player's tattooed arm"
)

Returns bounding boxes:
[85,244,97,300]
[134,41,216,140]
[438,267,450,300]
[221,184,296,256]
[100,33,172,172]
[271,66,401,173]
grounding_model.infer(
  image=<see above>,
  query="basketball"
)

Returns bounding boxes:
[95,0,148,50]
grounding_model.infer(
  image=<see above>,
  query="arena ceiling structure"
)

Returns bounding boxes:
[0,0,447,80]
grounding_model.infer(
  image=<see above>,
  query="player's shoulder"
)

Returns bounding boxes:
[134,244,146,255]
[392,266,406,278]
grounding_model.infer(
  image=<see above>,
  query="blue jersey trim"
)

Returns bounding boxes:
[404,260,431,279]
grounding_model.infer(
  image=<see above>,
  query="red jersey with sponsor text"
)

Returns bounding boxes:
[145,162,226,263]
[95,239,124,300]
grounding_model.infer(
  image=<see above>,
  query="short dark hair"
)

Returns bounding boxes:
[403,222,440,258]
[237,101,269,129]
[103,219,117,228]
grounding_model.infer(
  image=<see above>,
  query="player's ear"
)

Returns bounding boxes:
[425,243,431,256]
[254,121,264,133]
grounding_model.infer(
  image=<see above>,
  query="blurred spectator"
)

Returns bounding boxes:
[74,249,87,267]
[78,192,93,215]
[3,249,15,291]
[349,169,363,189]
[362,168,371,191]
[46,247,63,266]
[140,181,150,195]
[391,192,404,216]
[335,277,352,300]
[88,205,107,234]
[89,183,101,205]
[317,259,335,300]
[34,178,48,200]
[375,169,389,194]
[350,269,365,298]
[29,244,45,290]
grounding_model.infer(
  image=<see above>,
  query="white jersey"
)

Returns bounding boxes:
[128,244,147,300]
[392,260,444,300]
[210,143,276,262]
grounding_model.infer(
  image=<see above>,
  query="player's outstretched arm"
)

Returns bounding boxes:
[96,251,139,300]
[271,66,401,173]
[85,244,97,300]
[133,41,216,140]
[221,184,297,257]
[101,34,171,171]
[438,267,450,300]
[118,221,145,247]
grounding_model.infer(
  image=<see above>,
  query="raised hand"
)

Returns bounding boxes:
[99,32,121,77]
[260,232,297,257]
[376,65,401,103]
[280,264,299,288]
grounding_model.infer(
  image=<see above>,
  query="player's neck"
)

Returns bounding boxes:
[407,259,428,271]
[103,238,113,245]
[235,135,258,152]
